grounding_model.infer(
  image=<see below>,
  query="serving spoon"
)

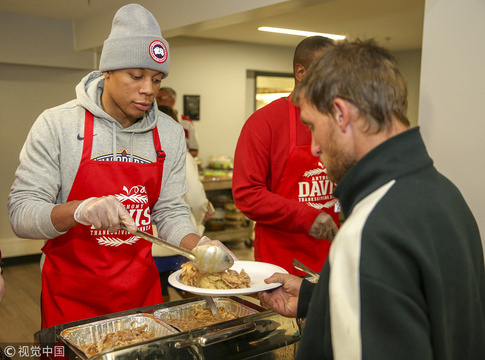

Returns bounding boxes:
[119,223,234,273]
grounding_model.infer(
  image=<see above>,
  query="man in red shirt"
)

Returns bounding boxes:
[233,36,340,275]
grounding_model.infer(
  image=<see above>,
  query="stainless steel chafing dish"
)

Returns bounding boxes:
[35,296,300,360]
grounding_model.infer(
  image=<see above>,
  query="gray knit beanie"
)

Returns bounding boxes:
[99,4,169,78]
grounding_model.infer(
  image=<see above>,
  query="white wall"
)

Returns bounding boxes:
[157,37,295,166]
[161,37,422,166]
[0,64,91,256]
[396,49,422,128]
[0,12,95,69]
[419,0,485,250]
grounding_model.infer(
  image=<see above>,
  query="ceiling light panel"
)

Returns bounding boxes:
[258,26,345,40]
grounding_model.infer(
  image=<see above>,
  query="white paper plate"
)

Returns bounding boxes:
[168,260,288,296]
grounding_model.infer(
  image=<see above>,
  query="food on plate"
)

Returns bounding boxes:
[82,325,155,357]
[180,261,251,289]
[166,307,238,331]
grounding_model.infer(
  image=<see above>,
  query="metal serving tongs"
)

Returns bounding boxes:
[293,259,320,280]
[120,223,234,273]
[204,296,222,320]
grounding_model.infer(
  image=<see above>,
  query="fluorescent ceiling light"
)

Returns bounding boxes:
[258,26,345,40]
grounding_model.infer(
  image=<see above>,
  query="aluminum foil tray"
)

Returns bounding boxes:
[153,297,259,331]
[59,313,177,359]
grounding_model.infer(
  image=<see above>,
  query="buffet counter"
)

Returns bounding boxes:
[35,296,300,360]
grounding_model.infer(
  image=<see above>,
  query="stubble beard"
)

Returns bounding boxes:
[322,125,356,184]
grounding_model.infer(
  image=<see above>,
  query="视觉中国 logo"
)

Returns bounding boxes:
[149,40,167,63]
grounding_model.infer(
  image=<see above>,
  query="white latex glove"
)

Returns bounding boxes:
[309,212,338,241]
[196,236,238,261]
[74,196,137,233]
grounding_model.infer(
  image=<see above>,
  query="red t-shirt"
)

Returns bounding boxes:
[233,97,323,234]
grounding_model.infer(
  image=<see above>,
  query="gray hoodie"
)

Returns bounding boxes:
[8,71,196,247]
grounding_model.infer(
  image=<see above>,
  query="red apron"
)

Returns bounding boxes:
[41,111,164,328]
[254,101,340,276]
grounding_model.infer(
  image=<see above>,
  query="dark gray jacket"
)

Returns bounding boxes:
[297,127,485,359]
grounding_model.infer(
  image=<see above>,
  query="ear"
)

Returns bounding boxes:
[294,63,306,84]
[332,98,351,132]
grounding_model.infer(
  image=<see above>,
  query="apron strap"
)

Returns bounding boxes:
[82,110,94,162]
[152,126,166,163]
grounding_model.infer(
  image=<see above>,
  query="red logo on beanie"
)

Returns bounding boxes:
[149,40,167,63]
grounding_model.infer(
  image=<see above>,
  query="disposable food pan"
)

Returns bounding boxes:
[59,313,177,359]
[153,297,260,331]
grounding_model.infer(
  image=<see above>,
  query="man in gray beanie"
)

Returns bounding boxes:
[8,3,228,328]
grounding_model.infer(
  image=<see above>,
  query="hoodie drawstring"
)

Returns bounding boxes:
[130,132,134,162]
